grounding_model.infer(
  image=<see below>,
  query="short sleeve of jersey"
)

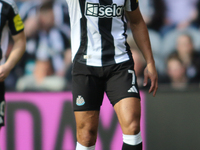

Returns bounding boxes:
[7,1,24,35]
[125,0,139,12]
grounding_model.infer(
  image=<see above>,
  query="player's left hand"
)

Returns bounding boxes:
[0,64,11,82]
[143,62,158,96]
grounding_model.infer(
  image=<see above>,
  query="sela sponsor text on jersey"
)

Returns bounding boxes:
[66,0,139,66]
[85,2,123,18]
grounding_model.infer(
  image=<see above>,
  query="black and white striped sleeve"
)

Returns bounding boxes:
[125,0,139,12]
[7,1,24,35]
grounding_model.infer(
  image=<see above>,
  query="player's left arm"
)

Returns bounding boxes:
[0,31,26,82]
[125,7,158,96]
[0,3,26,82]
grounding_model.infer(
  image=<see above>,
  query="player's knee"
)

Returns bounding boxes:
[128,122,140,134]
[123,120,140,135]
[78,129,97,146]
[77,123,98,146]
[123,113,140,133]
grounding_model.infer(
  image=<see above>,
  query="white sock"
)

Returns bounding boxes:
[76,142,95,150]
[123,132,142,145]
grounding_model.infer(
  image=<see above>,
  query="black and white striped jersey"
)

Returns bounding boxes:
[19,1,70,37]
[0,0,24,65]
[19,1,70,26]
[24,27,71,73]
[66,0,138,67]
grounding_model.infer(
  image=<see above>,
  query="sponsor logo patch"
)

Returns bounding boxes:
[85,2,123,18]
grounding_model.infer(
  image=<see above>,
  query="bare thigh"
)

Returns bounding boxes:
[114,97,141,135]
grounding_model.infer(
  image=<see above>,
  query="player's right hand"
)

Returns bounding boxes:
[143,62,158,96]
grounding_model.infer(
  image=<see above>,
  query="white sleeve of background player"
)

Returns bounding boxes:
[125,0,139,12]
[52,54,65,73]
[19,1,36,20]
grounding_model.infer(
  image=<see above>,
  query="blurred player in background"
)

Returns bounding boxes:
[15,1,71,91]
[66,0,158,150]
[0,0,26,132]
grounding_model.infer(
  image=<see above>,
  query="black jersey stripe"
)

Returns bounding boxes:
[99,0,115,66]
[130,0,138,11]
[73,0,88,64]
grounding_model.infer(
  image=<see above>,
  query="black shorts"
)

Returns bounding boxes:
[72,60,140,111]
[0,82,5,127]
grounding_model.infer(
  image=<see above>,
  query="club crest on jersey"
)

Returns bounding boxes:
[85,2,123,18]
[76,96,85,106]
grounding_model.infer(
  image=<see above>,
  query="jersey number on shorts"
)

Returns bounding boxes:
[128,70,138,93]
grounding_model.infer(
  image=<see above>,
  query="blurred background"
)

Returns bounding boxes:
[5,0,200,92]
[1,0,200,150]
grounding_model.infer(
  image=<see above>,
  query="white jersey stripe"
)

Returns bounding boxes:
[66,0,82,61]
[86,0,102,66]
[112,0,129,64]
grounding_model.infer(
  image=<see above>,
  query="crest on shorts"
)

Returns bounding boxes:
[76,96,85,106]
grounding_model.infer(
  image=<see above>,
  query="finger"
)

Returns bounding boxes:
[153,80,158,97]
[149,80,155,93]
[143,73,148,87]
